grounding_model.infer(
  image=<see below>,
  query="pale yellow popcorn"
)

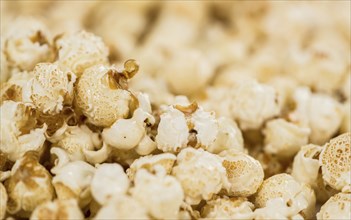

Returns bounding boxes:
[0,49,9,84]
[172,148,227,205]
[1,71,34,104]
[127,153,176,181]
[91,163,130,205]
[56,30,109,77]
[201,196,254,219]
[132,169,184,219]
[317,192,351,220]
[0,101,47,161]
[253,173,316,219]
[22,63,76,115]
[319,133,351,192]
[5,152,54,218]
[3,17,54,72]
[30,199,84,220]
[95,195,149,220]
[220,150,264,197]
[0,182,7,220]
[75,62,139,127]
[263,118,310,158]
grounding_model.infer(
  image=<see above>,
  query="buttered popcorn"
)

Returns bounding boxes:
[1,1,350,219]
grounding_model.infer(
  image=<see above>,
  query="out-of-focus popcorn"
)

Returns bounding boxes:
[172,148,227,205]
[91,163,130,205]
[56,31,109,77]
[340,101,350,133]
[253,173,316,219]
[4,152,54,218]
[0,182,7,220]
[316,192,351,220]
[319,132,351,192]
[0,101,47,161]
[220,150,264,197]
[201,196,254,219]
[22,63,76,115]
[132,169,183,219]
[30,199,84,220]
[263,118,310,158]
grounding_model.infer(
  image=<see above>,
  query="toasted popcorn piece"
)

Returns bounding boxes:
[0,101,47,161]
[263,119,311,158]
[340,101,350,133]
[127,153,176,181]
[3,17,54,71]
[172,148,227,205]
[230,79,280,130]
[0,182,7,220]
[317,193,351,220]
[161,49,214,96]
[201,196,254,219]
[95,195,149,220]
[155,106,189,153]
[132,168,183,219]
[253,174,316,219]
[319,133,351,192]
[207,117,244,154]
[75,62,139,127]
[22,63,76,115]
[220,150,264,197]
[30,199,84,220]
[5,151,54,218]
[52,161,95,208]
[56,30,109,77]
[91,163,130,205]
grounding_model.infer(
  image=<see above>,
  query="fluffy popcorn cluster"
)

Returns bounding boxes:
[1,1,350,219]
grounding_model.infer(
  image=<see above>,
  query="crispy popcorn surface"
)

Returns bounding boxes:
[0,1,350,219]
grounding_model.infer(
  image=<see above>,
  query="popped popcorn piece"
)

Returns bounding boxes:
[0,101,47,161]
[22,63,76,115]
[316,192,351,220]
[127,153,176,180]
[95,195,149,220]
[3,17,54,71]
[319,132,351,192]
[132,169,184,219]
[201,196,254,219]
[56,31,109,77]
[30,199,84,220]
[1,71,35,104]
[172,148,227,205]
[0,49,9,84]
[253,174,316,219]
[5,151,54,218]
[220,150,264,197]
[91,163,130,205]
[75,61,139,127]
[263,118,310,158]
[0,183,7,220]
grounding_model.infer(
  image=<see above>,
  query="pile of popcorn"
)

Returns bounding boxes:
[0,1,350,220]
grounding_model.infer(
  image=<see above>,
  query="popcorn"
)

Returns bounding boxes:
[319,132,351,192]
[316,192,351,220]
[30,199,84,220]
[0,183,7,220]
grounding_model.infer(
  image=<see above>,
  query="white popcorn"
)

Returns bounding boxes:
[75,63,138,127]
[132,169,184,219]
[56,30,109,77]
[30,199,84,220]
[220,150,264,197]
[317,193,351,220]
[22,63,76,115]
[201,196,254,219]
[155,106,189,153]
[319,132,351,192]
[172,148,227,205]
[95,195,149,220]
[0,182,7,220]
[0,101,47,161]
[91,163,130,205]
[5,152,54,218]
[127,153,176,181]
[253,173,316,219]
[263,118,311,158]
